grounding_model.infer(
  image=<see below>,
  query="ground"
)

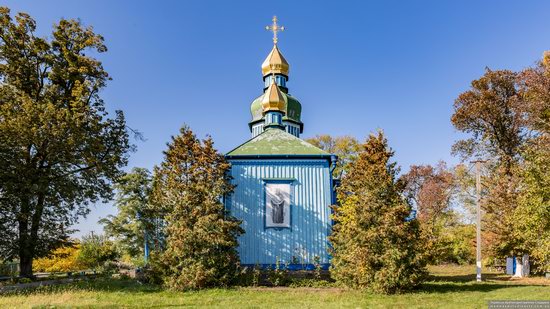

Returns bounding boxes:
[1,265,549,308]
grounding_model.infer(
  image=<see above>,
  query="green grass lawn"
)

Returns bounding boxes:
[1,265,549,308]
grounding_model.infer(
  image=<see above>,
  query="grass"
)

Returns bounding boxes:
[0,265,548,308]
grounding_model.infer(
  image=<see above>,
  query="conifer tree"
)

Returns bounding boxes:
[100,167,162,260]
[151,126,243,290]
[329,131,427,294]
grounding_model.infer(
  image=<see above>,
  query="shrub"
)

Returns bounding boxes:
[77,233,118,272]
[33,244,83,273]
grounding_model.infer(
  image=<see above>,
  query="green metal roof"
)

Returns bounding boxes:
[226,128,329,157]
[250,92,302,124]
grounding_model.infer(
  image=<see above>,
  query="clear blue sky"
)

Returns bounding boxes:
[4,0,550,236]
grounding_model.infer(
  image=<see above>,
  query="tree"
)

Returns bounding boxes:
[513,51,550,272]
[151,126,243,290]
[451,68,526,258]
[451,68,526,169]
[513,136,550,273]
[305,134,361,177]
[401,162,463,264]
[520,51,550,133]
[100,167,162,260]
[77,233,118,271]
[329,131,427,294]
[0,8,131,277]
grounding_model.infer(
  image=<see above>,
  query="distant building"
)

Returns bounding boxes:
[225,17,337,269]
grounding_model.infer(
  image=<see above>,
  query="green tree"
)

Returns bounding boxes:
[513,51,550,272]
[0,8,131,277]
[329,131,427,294]
[305,134,361,177]
[100,167,162,260]
[513,137,550,273]
[77,233,118,271]
[151,126,243,290]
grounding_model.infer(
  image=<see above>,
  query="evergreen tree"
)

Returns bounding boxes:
[100,167,163,260]
[151,126,243,290]
[329,131,427,294]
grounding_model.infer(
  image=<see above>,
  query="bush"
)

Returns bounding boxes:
[33,244,83,273]
[77,233,118,272]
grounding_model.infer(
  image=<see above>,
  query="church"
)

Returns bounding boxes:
[225,17,337,269]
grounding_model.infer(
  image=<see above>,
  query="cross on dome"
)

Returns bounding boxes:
[265,16,285,45]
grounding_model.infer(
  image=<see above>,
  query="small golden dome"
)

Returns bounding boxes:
[261,45,290,77]
[261,77,286,114]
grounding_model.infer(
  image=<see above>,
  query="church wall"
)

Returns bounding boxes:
[226,159,332,267]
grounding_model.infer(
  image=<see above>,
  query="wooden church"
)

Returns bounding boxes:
[225,17,337,269]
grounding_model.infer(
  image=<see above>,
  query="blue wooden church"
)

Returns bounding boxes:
[225,17,337,269]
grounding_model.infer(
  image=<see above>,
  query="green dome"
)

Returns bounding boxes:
[250,92,302,124]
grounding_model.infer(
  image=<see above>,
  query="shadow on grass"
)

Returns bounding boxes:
[419,281,524,294]
[418,272,545,294]
[428,272,505,283]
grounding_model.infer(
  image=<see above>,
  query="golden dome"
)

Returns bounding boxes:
[261,45,290,77]
[261,77,286,113]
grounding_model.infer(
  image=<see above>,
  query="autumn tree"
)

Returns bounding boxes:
[0,8,131,277]
[401,162,472,263]
[329,131,427,294]
[305,134,361,177]
[100,167,163,260]
[451,68,528,258]
[513,51,550,272]
[151,126,243,290]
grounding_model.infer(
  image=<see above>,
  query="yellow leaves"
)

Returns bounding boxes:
[33,244,83,273]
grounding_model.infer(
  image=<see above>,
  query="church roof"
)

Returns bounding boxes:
[261,45,290,77]
[261,78,286,113]
[250,91,302,124]
[226,128,329,157]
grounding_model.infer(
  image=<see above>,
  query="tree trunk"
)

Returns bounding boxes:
[19,254,33,278]
[18,196,35,278]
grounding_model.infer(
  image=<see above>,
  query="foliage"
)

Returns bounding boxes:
[451,68,526,166]
[100,167,163,260]
[453,164,477,223]
[513,136,550,272]
[402,162,461,264]
[450,68,527,258]
[77,233,118,272]
[305,134,361,177]
[329,131,427,294]
[33,244,83,273]
[0,7,131,277]
[451,51,550,264]
[512,52,550,273]
[150,125,243,290]
[267,258,289,287]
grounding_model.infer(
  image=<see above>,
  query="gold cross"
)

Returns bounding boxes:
[265,16,285,45]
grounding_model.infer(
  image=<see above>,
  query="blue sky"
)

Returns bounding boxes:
[4,0,550,236]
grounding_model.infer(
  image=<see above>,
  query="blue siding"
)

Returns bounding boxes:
[226,159,332,265]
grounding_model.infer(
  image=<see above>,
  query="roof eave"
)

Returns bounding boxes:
[225,154,333,160]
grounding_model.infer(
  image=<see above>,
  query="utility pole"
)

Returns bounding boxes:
[472,160,486,282]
